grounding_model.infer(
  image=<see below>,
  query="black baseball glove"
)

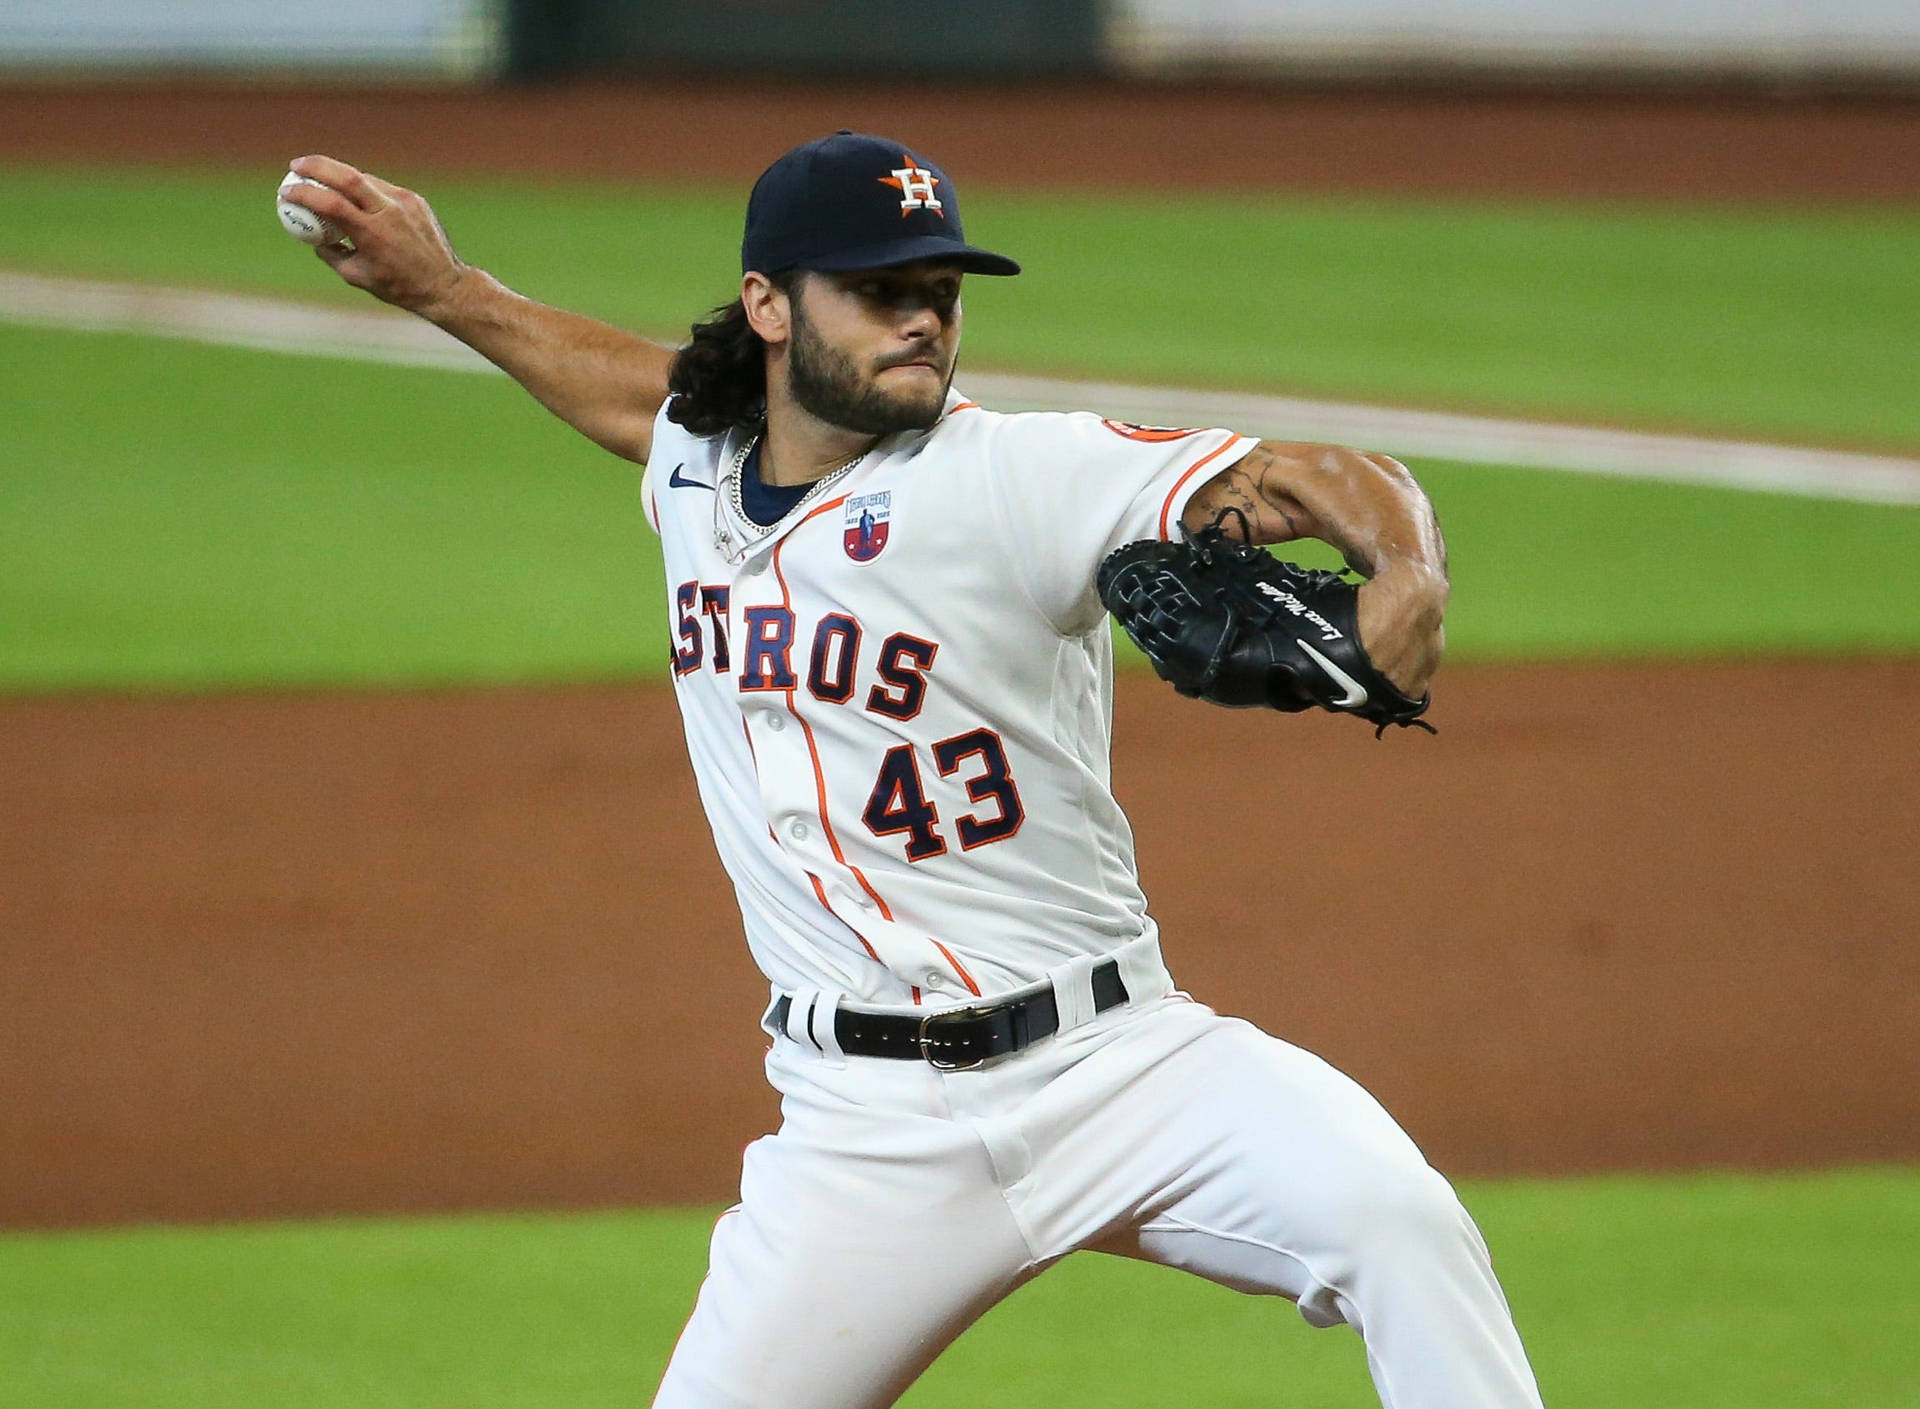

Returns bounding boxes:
[1096,523,1433,734]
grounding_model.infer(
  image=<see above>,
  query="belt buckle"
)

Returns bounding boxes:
[918,1007,990,1071]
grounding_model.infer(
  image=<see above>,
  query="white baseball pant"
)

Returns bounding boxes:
[652,991,1544,1408]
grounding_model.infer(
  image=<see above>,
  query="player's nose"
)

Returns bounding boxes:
[898,302,942,339]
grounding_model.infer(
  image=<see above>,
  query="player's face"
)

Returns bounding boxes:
[786,262,964,435]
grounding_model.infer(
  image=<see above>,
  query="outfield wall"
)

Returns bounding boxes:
[1113,0,1920,80]
[0,0,494,73]
[6,0,1918,84]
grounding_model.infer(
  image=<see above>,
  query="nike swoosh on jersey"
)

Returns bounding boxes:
[668,464,714,491]
[1295,639,1369,708]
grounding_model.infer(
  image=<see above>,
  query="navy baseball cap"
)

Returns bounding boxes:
[741,131,1020,278]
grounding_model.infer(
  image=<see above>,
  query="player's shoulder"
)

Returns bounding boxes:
[927,396,1228,465]
[646,400,737,491]
[921,394,1112,455]
[649,397,729,466]
[641,399,734,536]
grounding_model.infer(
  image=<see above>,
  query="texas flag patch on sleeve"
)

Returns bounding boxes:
[843,491,892,562]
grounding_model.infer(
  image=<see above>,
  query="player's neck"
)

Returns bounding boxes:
[759,397,877,488]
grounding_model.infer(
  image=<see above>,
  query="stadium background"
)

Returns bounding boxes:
[2,2,1917,1404]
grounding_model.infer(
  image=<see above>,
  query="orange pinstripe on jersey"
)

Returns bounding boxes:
[769,502,911,927]
[742,675,883,964]
[1157,437,1249,541]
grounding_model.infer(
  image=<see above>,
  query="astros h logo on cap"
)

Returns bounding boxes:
[879,157,943,216]
[741,131,1019,278]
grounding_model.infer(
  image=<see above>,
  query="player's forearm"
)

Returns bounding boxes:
[1198,440,1448,693]
[1279,443,1448,693]
[419,268,676,462]
[1185,440,1444,581]
[1236,442,1446,582]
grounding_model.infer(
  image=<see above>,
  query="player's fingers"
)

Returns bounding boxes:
[313,242,363,276]
[312,241,375,293]
[289,154,389,214]
[281,181,368,236]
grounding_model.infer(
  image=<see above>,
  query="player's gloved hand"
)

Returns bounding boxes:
[1097,521,1435,734]
[280,155,472,319]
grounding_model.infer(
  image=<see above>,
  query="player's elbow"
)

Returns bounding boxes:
[1359,565,1448,695]
[1409,575,1449,670]
[1387,561,1450,624]
[572,406,657,464]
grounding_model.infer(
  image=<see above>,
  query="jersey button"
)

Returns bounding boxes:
[765,713,787,733]
[787,819,810,842]
[923,973,948,992]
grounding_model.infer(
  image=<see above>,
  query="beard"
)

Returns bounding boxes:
[786,299,953,436]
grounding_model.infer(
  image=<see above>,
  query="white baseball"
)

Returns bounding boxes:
[277,171,343,246]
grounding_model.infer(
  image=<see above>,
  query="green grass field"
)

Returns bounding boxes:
[4,179,1919,691]
[6,323,1919,691]
[7,165,1919,449]
[2,1169,1914,1408]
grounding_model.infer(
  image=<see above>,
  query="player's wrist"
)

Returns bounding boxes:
[1357,568,1446,695]
[406,261,484,325]
[1366,560,1449,611]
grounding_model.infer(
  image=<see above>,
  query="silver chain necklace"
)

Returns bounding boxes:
[727,434,869,528]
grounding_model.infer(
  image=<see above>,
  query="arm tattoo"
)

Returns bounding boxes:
[1201,446,1301,543]
[1245,448,1306,540]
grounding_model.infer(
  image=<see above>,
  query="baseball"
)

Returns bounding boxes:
[276,171,341,246]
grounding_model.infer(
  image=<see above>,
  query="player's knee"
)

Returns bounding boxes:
[1337,1162,1476,1266]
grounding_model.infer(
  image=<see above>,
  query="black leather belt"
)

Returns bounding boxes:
[770,959,1130,1070]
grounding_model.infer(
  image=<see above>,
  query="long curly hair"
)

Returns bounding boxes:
[665,273,800,437]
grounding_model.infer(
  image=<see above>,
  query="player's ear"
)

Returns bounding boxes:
[741,270,793,348]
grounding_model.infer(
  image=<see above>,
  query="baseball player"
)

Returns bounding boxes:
[284,132,1543,1407]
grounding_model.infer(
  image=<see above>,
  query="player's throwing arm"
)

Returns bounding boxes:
[276,155,676,463]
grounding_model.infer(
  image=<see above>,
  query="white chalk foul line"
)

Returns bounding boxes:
[6,270,1919,507]
[963,374,1920,507]
[0,270,486,373]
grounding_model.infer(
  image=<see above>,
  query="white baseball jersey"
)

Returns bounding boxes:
[641,390,1547,1409]
[639,389,1256,1008]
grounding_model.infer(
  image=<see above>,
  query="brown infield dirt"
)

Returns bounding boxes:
[5,667,1918,1227]
[2,81,1917,1226]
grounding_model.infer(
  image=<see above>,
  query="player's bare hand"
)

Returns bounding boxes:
[1356,564,1447,697]
[283,154,471,321]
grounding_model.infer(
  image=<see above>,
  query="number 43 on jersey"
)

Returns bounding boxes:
[864,730,1024,861]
